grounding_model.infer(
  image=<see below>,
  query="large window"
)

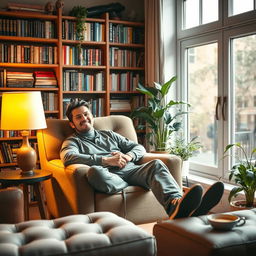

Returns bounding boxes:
[178,0,256,180]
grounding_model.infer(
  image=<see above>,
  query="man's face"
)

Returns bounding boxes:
[70,106,94,133]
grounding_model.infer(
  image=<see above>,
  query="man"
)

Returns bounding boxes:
[60,99,224,219]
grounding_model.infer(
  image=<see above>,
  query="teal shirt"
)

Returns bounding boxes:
[60,129,146,167]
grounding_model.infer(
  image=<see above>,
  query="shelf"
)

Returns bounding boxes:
[0,87,58,91]
[0,63,59,68]
[0,136,37,141]
[62,40,106,46]
[0,11,57,20]
[63,65,106,70]
[0,35,58,43]
[109,19,144,26]
[110,67,144,71]
[110,91,140,94]
[109,42,144,48]
[110,109,131,113]
[63,91,106,94]
[62,16,105,23]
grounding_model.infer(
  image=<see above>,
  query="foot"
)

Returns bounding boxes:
[169,184,203,219]
[190,181,224,217]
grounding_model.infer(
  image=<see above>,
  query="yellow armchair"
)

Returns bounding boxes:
[37,115,182,224]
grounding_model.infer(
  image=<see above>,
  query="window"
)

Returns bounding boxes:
[183,0,218,29]
[177,0,256,180]
[232,34,256,159]
[230,0,254,16]
[188,43,218,167]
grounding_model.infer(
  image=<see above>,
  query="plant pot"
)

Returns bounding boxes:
[230,200,256,211]
[182,160,189,177]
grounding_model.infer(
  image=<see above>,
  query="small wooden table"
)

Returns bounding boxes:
[0,169,52,220]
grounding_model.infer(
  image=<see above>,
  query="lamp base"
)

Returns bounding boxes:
[20,170,35,176]
[17,130,37,175]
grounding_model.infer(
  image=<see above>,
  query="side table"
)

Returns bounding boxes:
[0,169,52,220]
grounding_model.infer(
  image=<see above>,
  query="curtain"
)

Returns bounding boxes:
[144,0,165,86]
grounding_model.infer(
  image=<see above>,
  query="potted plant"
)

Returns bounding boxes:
[69,6,87,41]
[224,143,256,208]
[169,136,202,176]
[130,76,189,152]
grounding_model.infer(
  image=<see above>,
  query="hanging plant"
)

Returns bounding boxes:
[69,6,87,41]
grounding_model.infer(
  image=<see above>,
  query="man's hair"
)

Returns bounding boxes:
[66,98,90,122]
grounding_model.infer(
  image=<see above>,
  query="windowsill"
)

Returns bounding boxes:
[187,174,235,192]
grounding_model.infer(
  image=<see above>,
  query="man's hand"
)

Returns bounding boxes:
[102,151,132,168]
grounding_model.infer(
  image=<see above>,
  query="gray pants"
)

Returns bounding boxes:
[86,159,182,215]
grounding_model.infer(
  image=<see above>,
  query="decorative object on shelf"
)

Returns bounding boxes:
[45,2,54,14]
[224,142,256,208]
[131,76,189,152]
[0,92,47,176]
[55,0,64,10]
[86,3,125,19]
[69,6,88,42]
[169,136,202,177]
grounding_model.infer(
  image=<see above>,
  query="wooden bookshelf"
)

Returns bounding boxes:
[0,5,145,167]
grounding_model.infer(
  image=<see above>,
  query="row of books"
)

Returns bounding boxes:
[0,142,19,163]
[41,92,58,111]
[0,43,58,64]
[63,97,104,118]
[109,23,144,44]
[0,18,56,38]
[62,21,104,42]
[109,47,144,67]
[0,69,57,88]
[63,70,104,91]
[62,46,103,66]
[110,95,144,112]
[0,130,36,138]
[34,71,57,87]
[6,71,34,87]
[110,72,142,91]
[110,99,131,111]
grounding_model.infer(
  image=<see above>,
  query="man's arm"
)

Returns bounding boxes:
[60,136,132,168]
[109,131,146,162]
[60,138,103,167]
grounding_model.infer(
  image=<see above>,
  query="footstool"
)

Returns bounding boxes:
[0,212,156,256]
[153,208,256,256]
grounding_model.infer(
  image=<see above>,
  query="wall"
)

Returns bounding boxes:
[0,0,144,21]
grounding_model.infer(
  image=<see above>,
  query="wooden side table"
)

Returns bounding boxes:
[0,169,52,220]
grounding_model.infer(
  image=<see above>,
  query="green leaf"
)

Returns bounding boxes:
[161,76,177,96]
[228,187,243,202]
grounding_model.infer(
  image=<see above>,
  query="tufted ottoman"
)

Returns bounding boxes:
[0,212,156,256]
[153,208,256,256]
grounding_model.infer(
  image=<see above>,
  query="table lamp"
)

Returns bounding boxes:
[0,91,47,176]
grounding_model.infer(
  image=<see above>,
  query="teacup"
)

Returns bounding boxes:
[207,214,246,231]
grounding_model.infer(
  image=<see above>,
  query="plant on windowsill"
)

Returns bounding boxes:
[130,76,189,152]
[224,143,256,208]
[169,136,202,176]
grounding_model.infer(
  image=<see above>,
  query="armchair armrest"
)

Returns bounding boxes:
[0,187,24,223]
[43,160,95,218]
[138,153,182,188]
